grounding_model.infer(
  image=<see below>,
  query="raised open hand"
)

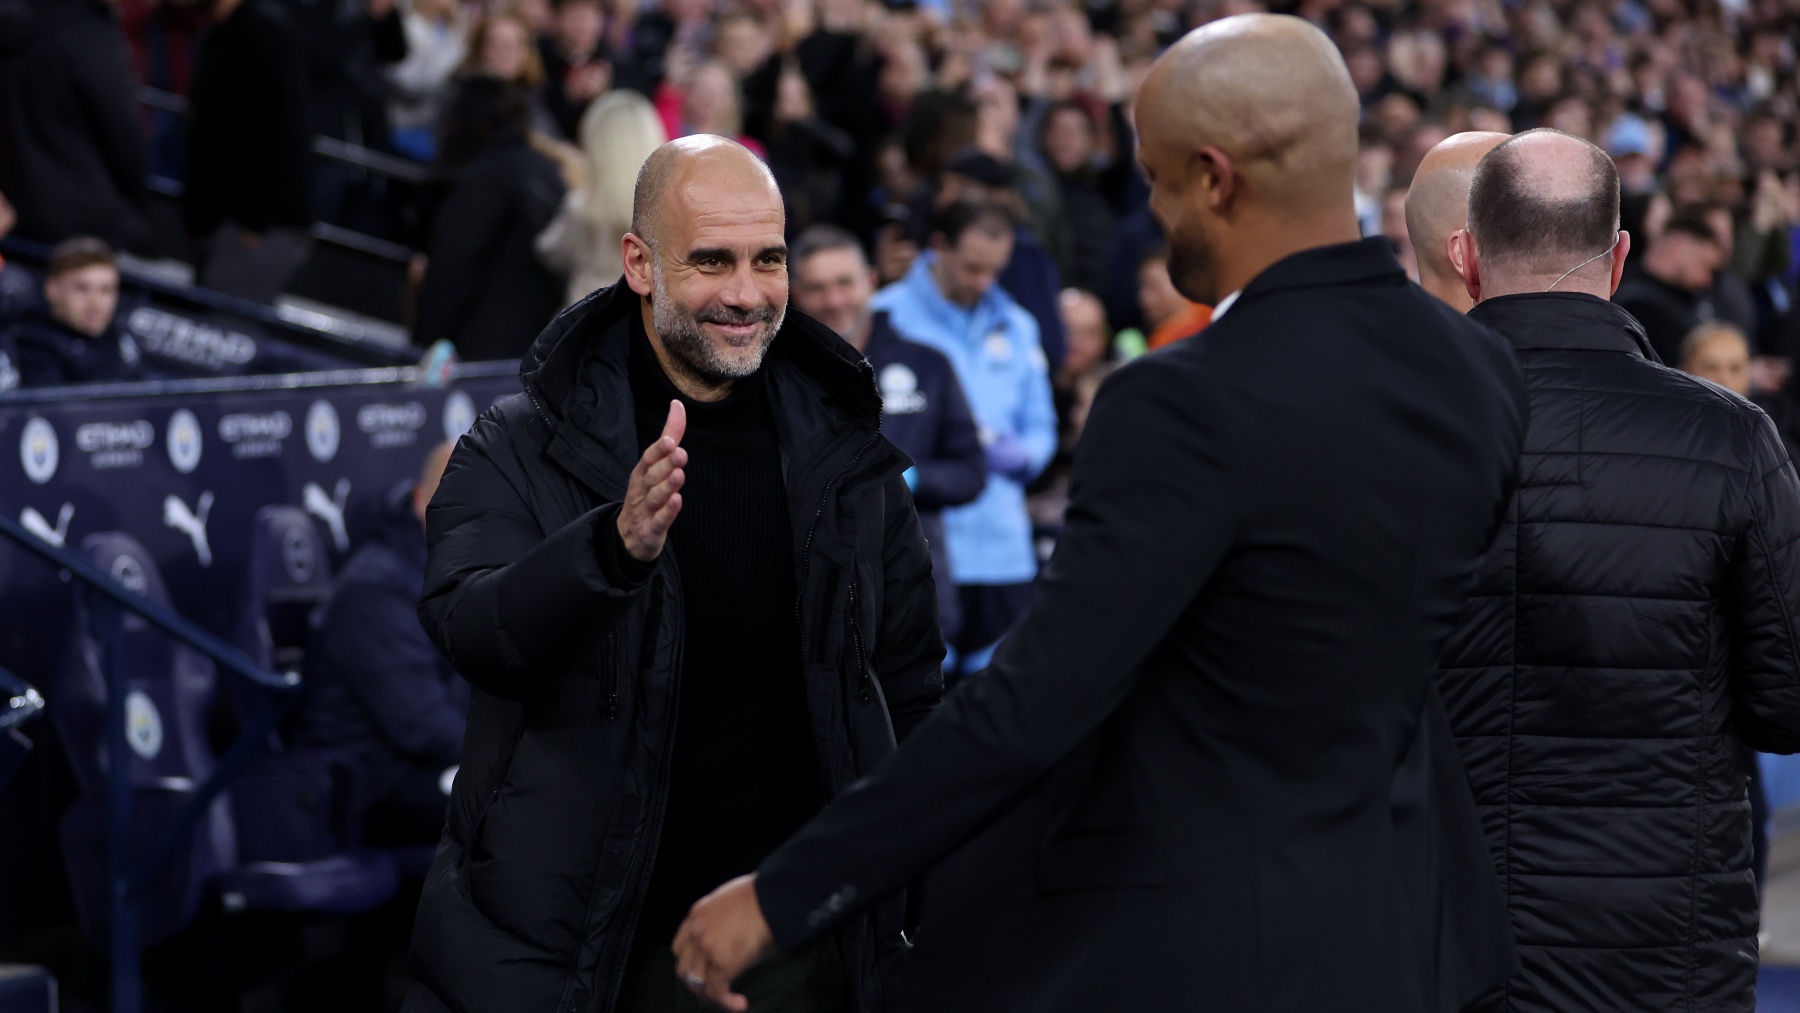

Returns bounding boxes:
[617,400,687,563]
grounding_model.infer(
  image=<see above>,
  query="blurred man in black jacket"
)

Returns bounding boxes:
[0,0,152,253]
[674,15,1524,1013]
[1440,129,1800,1013]
[0,237,145,387]
[791,224,986,645]
[185,0,314,303]
[297,443,468,845]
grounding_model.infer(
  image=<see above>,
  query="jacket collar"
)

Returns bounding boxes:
[899,251,1011,331]
[1235,237,1407,310]
[519,279,885,498]
[1468,292,1659,363]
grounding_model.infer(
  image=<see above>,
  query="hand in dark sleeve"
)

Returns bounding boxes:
[1729,411,1800,752]
[754,357,1236,950]
[322,579,467,765]
[417,413,648,701]
[909,365,986,510]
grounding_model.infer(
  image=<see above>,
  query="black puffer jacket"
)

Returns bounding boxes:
[1436,293,1800,1013]
[411,281,943,1013]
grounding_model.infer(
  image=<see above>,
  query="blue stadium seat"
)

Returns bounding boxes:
[50,532,396,945]
[53,532,237,945]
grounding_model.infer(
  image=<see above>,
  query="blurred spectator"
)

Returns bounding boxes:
[873,199,1055,677]
[0,0,153,253]
[762,66,854,237]
[386,0,469,162]
[1037,100,1132,293]
[1138,246,1210,351]
[277,0,405,147]
[1027,287,1112,533]
[0,188,36,324]
[790,224,985,644]
[1605,115,1664,196]
[0,237,144,387]
[536,88,665,305]
[185,0,315,304]
[416,76,566,360]
[295,443,469,847]
[1379,184,1417,280]
[538,0,611,140]
[1615,212,1724,364]
[923,148,1069,370]
[1694,201,1761,340]
[667,59,763,155]
[1680,320,1753,397]
[460,9,558,136]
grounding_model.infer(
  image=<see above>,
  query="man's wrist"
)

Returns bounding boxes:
[597,506,656,588]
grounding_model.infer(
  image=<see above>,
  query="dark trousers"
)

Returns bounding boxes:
[616,937,848,1013]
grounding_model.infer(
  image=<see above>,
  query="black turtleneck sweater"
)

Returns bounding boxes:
[623,310,820,946]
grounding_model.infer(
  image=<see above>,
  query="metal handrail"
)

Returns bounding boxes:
[0,664,42,732]
[0,510,302,1013]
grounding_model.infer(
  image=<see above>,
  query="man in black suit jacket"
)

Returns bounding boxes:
[673,15,1528,1012]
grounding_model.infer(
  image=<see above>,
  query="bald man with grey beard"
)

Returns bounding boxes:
[673,15,1526,1013]
[405,135,943,1013]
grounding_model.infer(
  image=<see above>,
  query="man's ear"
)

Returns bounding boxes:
[1608,230,1632,297]
[1195,145,1236,213]
[622,233,655,298]
[1450,229,1481,303]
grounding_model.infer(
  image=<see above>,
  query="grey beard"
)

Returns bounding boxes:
[651,259,785,385]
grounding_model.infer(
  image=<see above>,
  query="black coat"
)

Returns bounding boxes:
[754,239,1527,1012]
[0,0,151,252]
[409,281,943,1013]
[865,312,985,639]
[185,0,314,236]
[414,137,565,361]
[296,484,469,800]
[1614,267,1704,367]
[1437,293,1800,1013]
[0,307,145,386]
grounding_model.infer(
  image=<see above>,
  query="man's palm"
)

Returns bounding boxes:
[618,401,687,562]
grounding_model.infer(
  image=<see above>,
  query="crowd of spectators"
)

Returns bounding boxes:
[1,0,1799,543]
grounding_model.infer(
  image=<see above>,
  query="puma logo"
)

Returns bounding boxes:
[163,491,214,567]
[303,478,351,552]
[20,503,74,548]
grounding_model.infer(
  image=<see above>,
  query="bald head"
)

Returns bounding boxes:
[1405,131,1508,310]
[1134,14,1363,303]
[1466,128,1620,294]
[630,134,782,250]
[1139,14,1359,212]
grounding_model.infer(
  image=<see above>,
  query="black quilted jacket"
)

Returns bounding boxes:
[1437,292,1800,1012]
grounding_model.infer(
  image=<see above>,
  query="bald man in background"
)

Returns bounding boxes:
[405,136,943,1013]
[674,15,1525,1013]
[1437,127,1800,1013]
[1406,131,1509,311]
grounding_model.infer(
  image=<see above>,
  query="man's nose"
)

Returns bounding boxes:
[718,263,763,307]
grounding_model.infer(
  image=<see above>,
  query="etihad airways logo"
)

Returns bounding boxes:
[357,401,426,449]
[77,420,154,470]
[219,411,292,459]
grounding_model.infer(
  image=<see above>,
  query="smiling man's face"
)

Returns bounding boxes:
[627,141,790,388]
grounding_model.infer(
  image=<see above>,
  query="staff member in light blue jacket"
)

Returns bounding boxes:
[872,199,1057,678]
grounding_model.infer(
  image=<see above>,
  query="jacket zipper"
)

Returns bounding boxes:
[848,580,871,703]
[605,630,620,719]
[794,432,882,667]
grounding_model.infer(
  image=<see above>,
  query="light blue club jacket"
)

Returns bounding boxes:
[871,252,1057,586]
